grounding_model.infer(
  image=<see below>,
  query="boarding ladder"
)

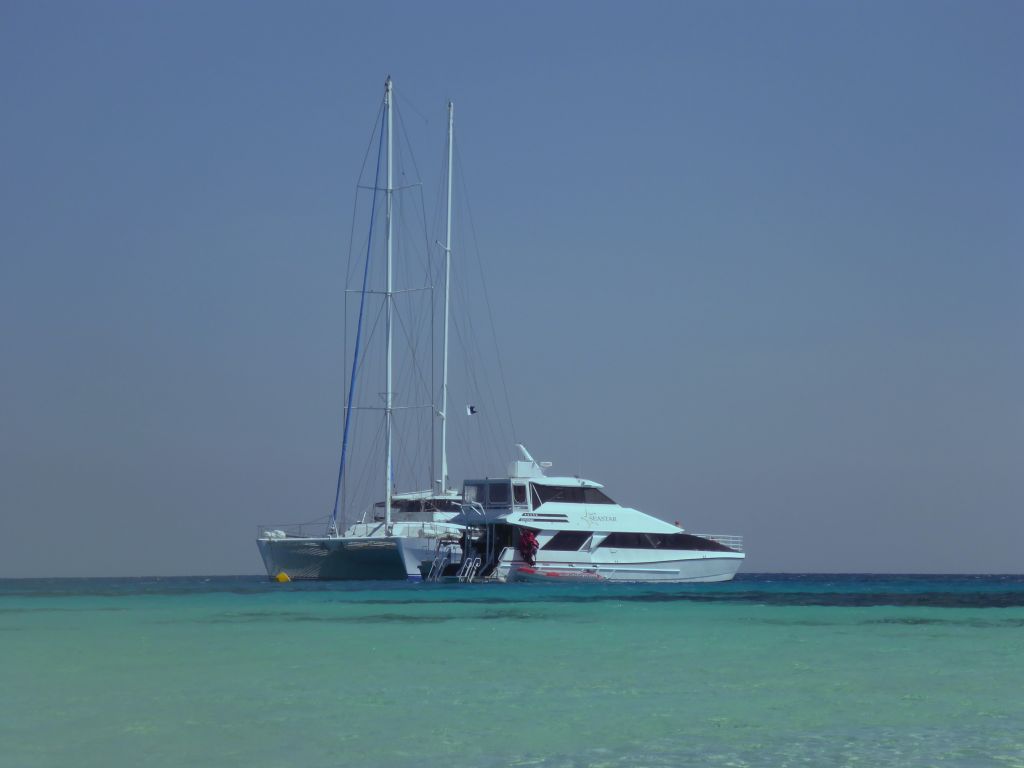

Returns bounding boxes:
[457,556,482,583]
[425,541,460,583]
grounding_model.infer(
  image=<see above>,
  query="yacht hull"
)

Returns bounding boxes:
[257,536,440,581]
[508,564,606,583]
[498,552,744,583]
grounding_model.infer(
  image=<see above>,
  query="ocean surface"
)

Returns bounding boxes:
[2,574,1022,768]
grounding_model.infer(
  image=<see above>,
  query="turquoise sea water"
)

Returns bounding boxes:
[2,575,1023,768]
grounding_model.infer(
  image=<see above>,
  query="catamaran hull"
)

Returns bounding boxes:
[257,536,439,581]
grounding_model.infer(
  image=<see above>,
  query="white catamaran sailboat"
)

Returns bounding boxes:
[257,78,466,581]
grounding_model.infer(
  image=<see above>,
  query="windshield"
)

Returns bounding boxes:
[488,482,510,505]
[464,483,485,504]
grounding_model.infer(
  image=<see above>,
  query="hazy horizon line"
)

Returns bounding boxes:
[2,571,1022,581]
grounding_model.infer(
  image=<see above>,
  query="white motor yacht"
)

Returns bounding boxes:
[426,446,745,583]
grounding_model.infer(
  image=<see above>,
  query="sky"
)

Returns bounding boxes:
[0,0,1021,576]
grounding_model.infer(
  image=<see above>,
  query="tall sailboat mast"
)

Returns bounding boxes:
[384,76,394,533]
[438,100,454,495]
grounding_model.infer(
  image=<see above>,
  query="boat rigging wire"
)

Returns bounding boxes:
[331,109,386,531]
[395,91,432,127]
[455,141,519,446]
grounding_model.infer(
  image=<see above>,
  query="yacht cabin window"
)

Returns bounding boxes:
[488,482,510,505]
[463,481,514,508]
[542,530,592,551]
[464,483,485,505]
[598,532,736,552]
[513,484,527,505]
[531,484,615,507]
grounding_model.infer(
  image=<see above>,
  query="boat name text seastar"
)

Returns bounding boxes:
[583,511,618,524]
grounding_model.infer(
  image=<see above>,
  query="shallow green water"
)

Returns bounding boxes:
[2,576,1022,767]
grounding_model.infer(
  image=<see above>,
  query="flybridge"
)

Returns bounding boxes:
[507,445,553,479]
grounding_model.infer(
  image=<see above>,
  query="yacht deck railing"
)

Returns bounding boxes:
[257,522,331,539]
[258,520,462,540]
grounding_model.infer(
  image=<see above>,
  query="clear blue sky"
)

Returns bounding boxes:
[1,0,1021,575]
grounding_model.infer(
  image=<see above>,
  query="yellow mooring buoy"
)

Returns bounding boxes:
[275,571,291,583]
